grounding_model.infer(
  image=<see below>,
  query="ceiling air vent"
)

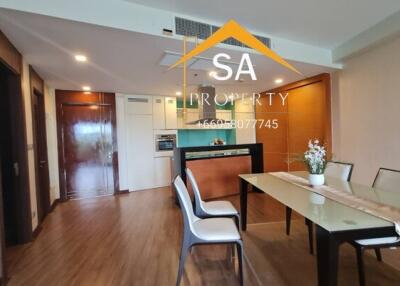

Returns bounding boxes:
[175,17,211,40]
[175,17,271,48]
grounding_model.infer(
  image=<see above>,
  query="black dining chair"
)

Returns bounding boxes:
[285,161,354,254]
[173,175,244,286]
[350,168,400,286]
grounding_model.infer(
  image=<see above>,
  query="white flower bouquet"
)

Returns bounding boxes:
[304,139,327,175]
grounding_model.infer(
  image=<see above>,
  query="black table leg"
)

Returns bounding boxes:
[239,178,248,231]
[316,225,339,286]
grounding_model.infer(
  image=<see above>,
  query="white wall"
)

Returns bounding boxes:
[116,94,129,190]
[21,60,60,231]
[44,85,60,203]
[332,36,400,185]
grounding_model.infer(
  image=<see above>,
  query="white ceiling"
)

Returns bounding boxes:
[125,0,400,49]
[0,9,334,95]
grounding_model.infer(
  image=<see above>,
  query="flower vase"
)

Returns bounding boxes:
[309,174,325,186]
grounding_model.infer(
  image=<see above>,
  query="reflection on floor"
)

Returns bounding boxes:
[5,188,400,285]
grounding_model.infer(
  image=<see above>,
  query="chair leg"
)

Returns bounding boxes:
[305,218,314,255]
[286,206,292,235]
[374,248,383,262]
[355,246,366,286]
[176,236,191,286]
[234,214,241,231]
[236,241,244,286]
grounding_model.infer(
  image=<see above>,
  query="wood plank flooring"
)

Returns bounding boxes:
[5,188,400,285]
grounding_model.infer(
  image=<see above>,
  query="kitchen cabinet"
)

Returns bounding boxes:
[216,110,232,121]
[126,95,152,115]
[165,97,177,129]
[177,108,199,128]
[118,94,176,191]
[153,96,165,129]
[235,97,256,144]
[154,157,171,187]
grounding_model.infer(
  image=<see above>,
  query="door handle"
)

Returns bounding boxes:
[40,160,47,164]
[13,162,19,177]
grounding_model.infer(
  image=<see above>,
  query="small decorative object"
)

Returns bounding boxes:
[210,138,226,146]
[304,139,327,186]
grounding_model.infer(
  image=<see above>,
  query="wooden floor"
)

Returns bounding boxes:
[5,188,400,285]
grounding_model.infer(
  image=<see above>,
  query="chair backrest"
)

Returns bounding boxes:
[173,176,199,230]
[373,168,400,192]
[325,161,353,181]
[185,168,204,212]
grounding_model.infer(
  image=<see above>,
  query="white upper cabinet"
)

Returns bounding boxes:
[165,97,177,129]
[216,110,232,121]
[153,96,166,129]
[126,95,152,115]
[235,97,256,144]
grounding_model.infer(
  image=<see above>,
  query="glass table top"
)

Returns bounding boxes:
[239,171,397,232]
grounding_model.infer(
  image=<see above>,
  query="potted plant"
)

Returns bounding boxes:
[304,139,327,186]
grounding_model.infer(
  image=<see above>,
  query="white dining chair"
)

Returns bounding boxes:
[325,161,354,181]
[173,176,244,286]
[186,168,240,228]
[286,161,354,254]
[351,168,400,286]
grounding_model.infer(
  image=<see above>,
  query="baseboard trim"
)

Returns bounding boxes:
[116,189,129,195]
[32,225,43,239]
[49,198,60,212]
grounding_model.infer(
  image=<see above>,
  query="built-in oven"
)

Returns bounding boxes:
[155,134,176,152]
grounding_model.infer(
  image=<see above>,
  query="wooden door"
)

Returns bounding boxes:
[0,62,32,247]
[56,91,119,200]
[61,104,114,199]
[31,89,50,222]
[0,69,18,245]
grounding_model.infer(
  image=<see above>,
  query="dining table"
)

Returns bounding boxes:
[239,171,399,286]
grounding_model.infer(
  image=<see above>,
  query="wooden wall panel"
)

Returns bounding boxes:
[256,73,332,172]
[256,92,289,171]
[0,30,21,74]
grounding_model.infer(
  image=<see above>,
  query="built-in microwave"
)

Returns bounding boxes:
[155,134,176,152]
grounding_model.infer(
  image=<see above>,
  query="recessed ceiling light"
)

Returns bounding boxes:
[82,86,91,91]
[75,54,87,62]
[209,71,217,77]
[274,78,283,84]
[175,91,182,96]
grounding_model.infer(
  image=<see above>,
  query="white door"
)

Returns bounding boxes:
[126,114,155,191]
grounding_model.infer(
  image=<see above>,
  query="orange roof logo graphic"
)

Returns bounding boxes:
[170,19,301,75]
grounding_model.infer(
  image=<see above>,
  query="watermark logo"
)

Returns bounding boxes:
[169,19,301,77]
[169,19,301,130]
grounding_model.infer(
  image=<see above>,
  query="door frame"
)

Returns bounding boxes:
[0,44,33,243]
[29,66,50,223]
[0,30,33,283]
[55,90,120,201]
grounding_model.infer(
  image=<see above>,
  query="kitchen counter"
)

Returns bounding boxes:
[185,148,250,159]
[172,144,263,200]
